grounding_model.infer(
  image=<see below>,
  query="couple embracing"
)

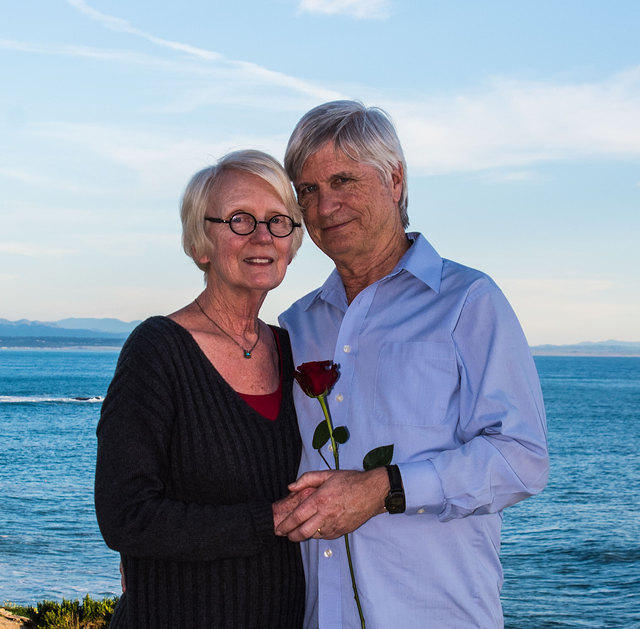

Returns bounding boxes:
[95,100,549,629]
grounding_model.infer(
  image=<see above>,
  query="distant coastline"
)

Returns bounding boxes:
[2,340,639,358]
[1,319,638,356]
[532,351,640,357]
[530,340,640,357]
[0,339,123,350]
[0,318,134,350]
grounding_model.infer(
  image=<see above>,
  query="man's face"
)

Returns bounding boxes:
[295,142,404,265]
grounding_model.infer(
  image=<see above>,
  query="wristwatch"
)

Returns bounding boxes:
[384,464,406,514]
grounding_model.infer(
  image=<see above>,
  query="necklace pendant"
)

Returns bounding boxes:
[243,350,252,359]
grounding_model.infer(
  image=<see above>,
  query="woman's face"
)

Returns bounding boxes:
[200,170,296,296]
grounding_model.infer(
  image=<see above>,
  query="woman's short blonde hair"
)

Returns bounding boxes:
[181,150,304,275]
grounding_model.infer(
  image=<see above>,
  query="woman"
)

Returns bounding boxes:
[95,150,306,628]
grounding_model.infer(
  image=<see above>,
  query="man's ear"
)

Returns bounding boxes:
[390,163,404,204]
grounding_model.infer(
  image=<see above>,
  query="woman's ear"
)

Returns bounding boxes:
[192,245,210,265]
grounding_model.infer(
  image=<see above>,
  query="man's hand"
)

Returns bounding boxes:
[275,468,389,542]
[272,487,316,531]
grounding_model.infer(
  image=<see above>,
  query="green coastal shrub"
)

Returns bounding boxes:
[4,595,118,628]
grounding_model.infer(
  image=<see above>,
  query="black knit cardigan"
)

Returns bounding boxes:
[95,317,304,628]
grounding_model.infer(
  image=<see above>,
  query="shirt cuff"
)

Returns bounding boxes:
[398,459,445,515]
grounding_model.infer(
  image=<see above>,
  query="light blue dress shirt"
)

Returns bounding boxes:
[279,233,549,629]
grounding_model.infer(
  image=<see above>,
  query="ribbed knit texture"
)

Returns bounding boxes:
[95,316,304,628]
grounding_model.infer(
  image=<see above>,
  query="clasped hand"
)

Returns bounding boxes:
[273,468,389,542]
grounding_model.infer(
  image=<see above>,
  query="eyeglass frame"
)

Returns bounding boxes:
[204,211,302,238]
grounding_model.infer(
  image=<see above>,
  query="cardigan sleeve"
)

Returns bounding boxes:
[94,321,276,562]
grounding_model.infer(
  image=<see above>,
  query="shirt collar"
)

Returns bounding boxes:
[394,232,443,293]
[302,268,347,312]
[302,232,443,311]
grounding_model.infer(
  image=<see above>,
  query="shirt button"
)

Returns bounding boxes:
[343,344,351,353]
[324,549,333,558]
[336,393,344,402]
[417,508,425,514]
[328,443,333,452]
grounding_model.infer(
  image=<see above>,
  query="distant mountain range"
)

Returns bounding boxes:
[52,318,141,334]
[0,317,141,347]
[530,340,640,356]
[1,319,638,354]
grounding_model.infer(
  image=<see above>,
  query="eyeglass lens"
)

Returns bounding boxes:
[229,212,295,237]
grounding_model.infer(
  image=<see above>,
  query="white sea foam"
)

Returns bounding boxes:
[0,395,104,403]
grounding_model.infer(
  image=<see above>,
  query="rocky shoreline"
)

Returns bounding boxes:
[0,609,33,628]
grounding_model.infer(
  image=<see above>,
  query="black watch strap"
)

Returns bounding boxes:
[384,464,406,514]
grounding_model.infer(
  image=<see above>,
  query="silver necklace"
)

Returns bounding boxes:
[194,298,260,359]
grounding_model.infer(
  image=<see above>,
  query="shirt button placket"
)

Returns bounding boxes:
[318,543,341,627]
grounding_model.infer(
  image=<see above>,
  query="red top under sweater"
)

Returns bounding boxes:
[237,326,282,421]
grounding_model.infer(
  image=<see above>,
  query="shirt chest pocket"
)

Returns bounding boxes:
[373,341,457,426]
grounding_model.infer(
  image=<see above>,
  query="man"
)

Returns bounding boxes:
[276,101,549,628]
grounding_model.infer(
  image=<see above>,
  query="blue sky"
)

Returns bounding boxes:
[1,0,639,344]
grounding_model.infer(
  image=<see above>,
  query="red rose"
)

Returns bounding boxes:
[294,360,340,397]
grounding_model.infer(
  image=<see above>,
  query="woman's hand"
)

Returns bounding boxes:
[272,487,316,532]
[119,560,126,593]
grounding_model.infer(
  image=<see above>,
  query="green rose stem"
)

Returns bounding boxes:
[318,394,339,469]
[317,393,366,629]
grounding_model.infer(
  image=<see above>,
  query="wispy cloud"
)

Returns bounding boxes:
[0,232,177,260]
[389,68,640,175]
[8,3,640,178]
[76,233,179,257]
[478,170,542,183]
[0,38,206,72]
[298,0,392,19]
[65,0,342,102]
[498,276,640,344]
[29,121,289,195]
[0,242,78,256]
[0,167,96,193]
[1,37,335,113]
[501,277,617,296]
[66,0,222,61]
[17,61,640,190]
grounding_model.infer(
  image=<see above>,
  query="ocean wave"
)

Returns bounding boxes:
[0,395,104,403]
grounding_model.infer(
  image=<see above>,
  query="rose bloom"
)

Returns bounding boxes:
[294,361,339,397]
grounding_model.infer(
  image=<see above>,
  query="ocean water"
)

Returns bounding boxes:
[0,350,639,626]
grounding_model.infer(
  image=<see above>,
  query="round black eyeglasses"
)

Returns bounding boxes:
[205,212,301,238]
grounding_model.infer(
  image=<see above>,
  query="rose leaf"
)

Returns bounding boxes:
[362,444,394,471]
[312,421,330,450]
[333,426,350,444]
